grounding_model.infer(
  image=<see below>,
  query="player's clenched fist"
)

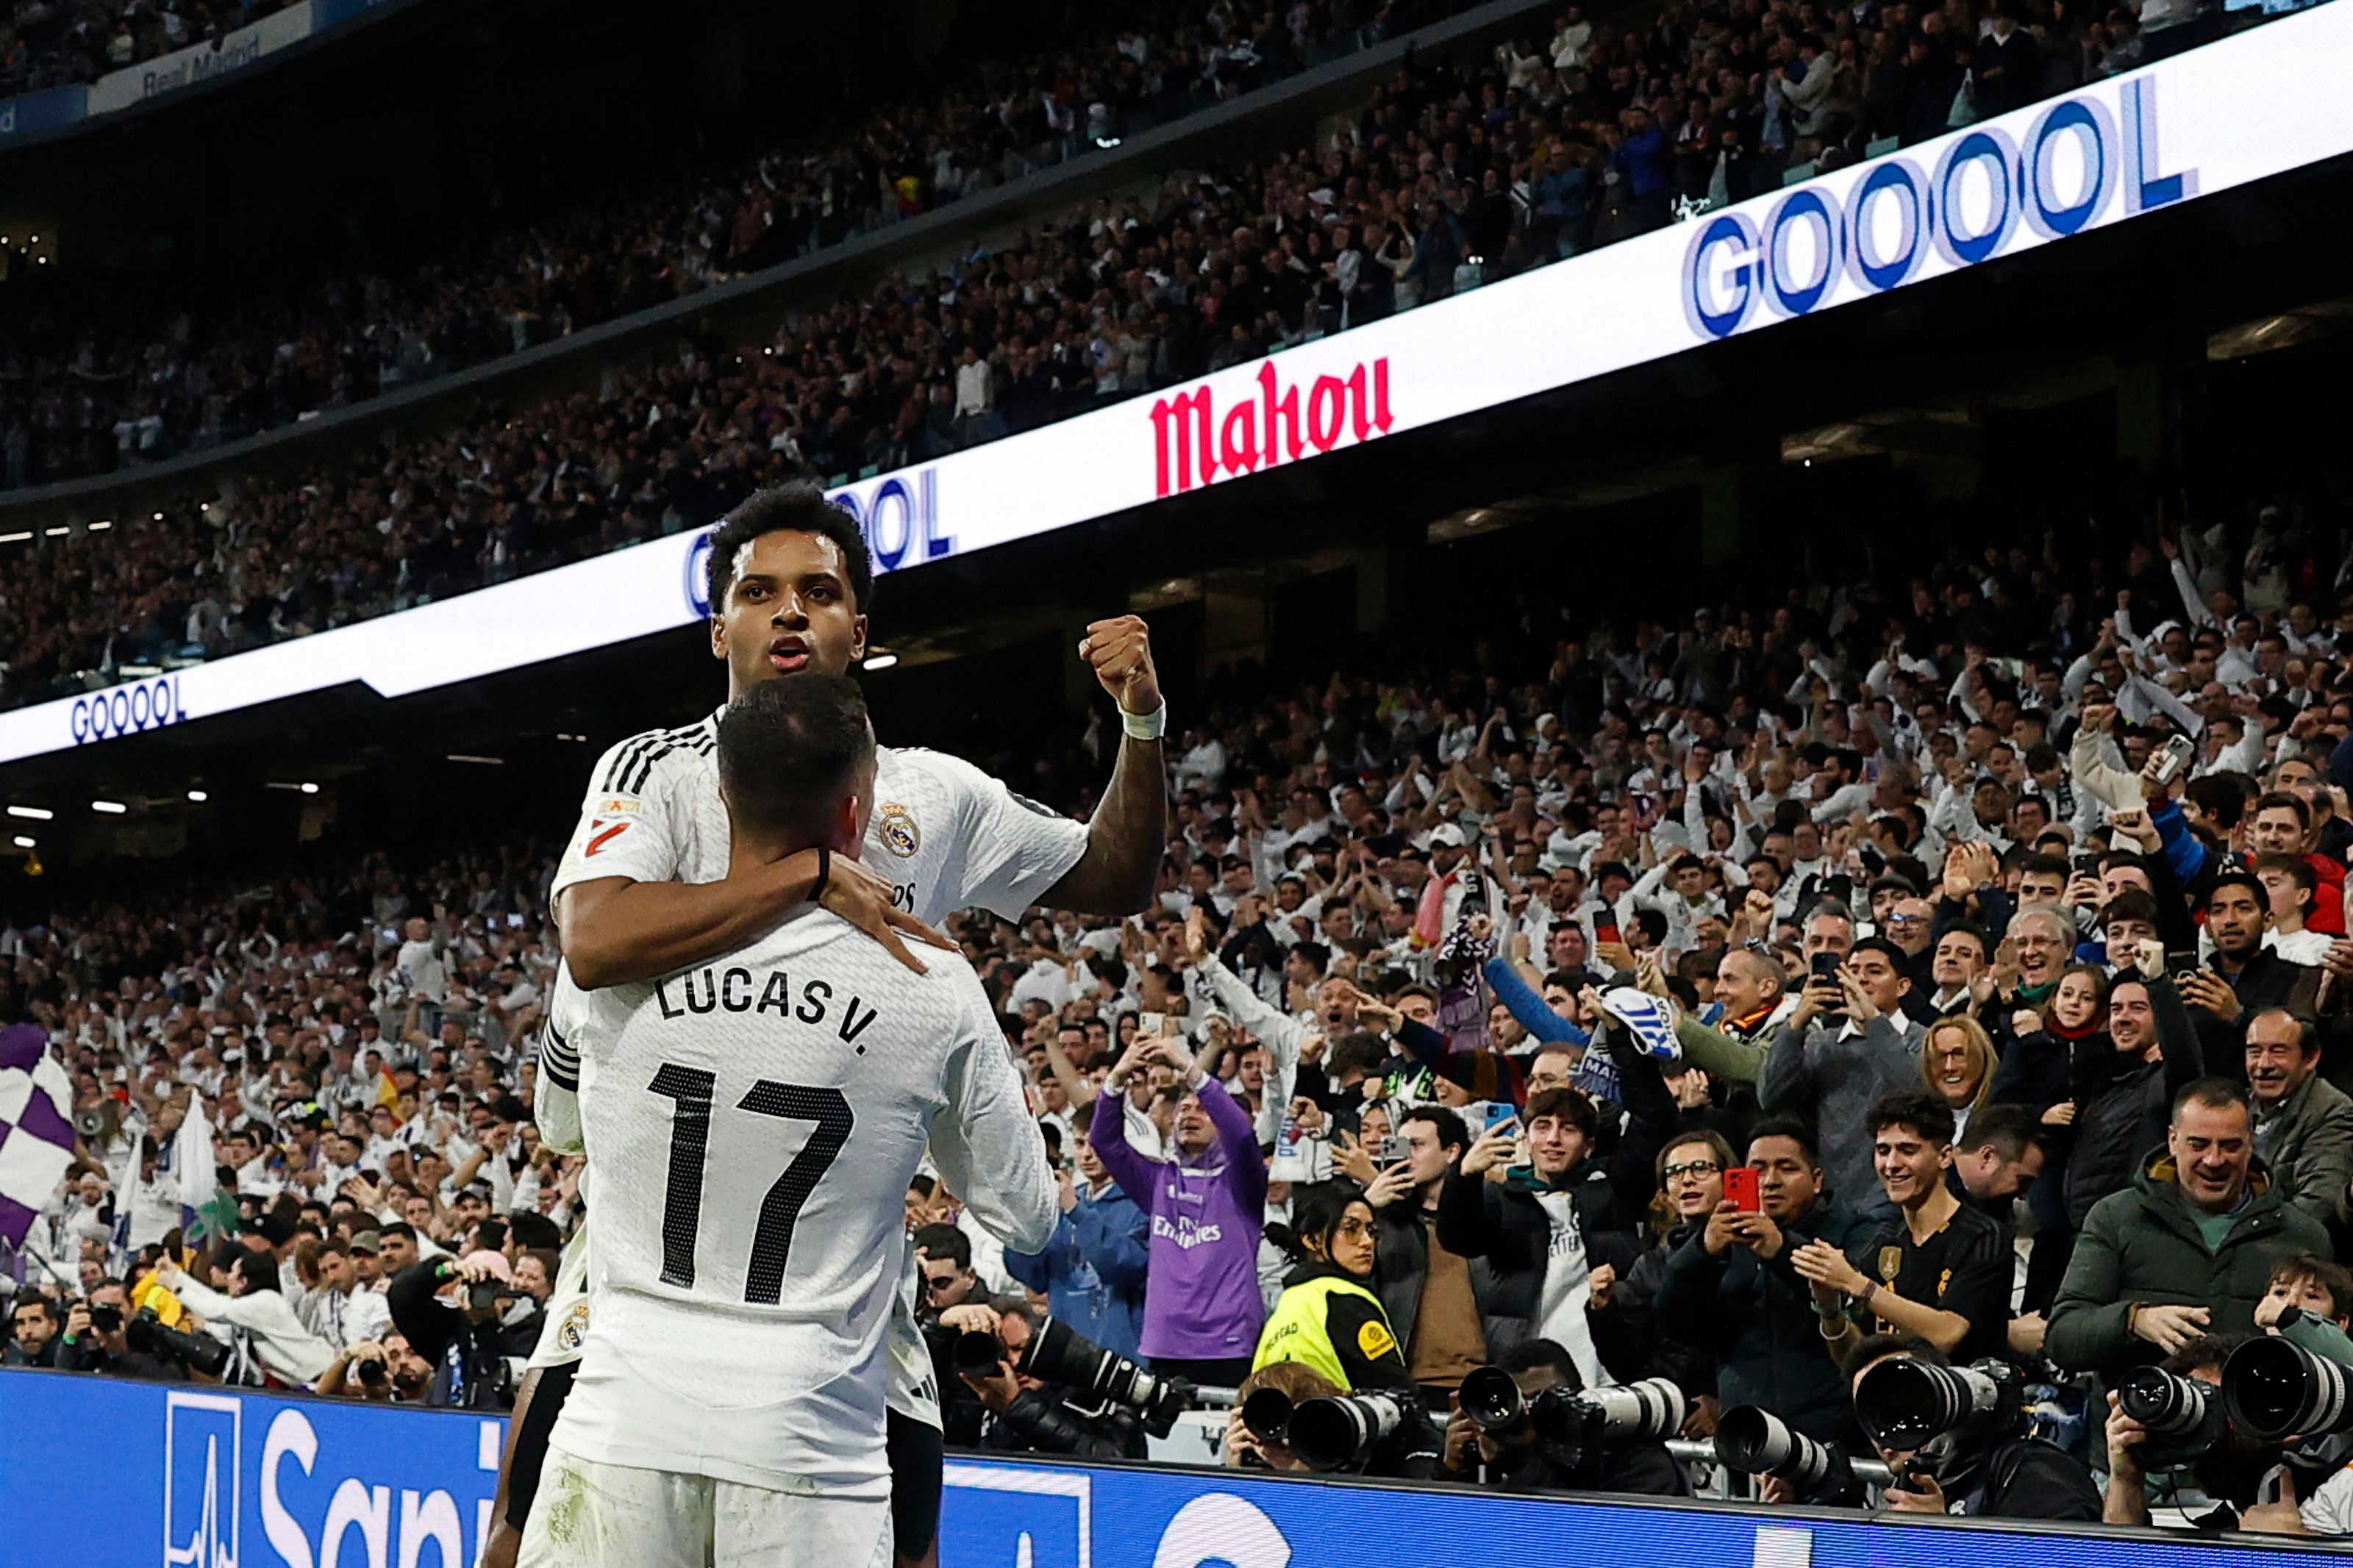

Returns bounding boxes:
[1079,615,1163,717]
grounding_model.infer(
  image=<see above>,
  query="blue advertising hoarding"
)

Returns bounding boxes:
[1,1370,2347,1567]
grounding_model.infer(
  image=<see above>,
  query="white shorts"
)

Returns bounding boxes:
[518,1448,893,1568]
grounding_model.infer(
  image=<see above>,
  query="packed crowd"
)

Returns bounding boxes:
[0,0,2287,713]
[11,485,2353,1531]
[0,0,297,99]
[0,0,1447,493]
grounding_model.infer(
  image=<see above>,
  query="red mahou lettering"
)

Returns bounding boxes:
[1150,355,1394,496]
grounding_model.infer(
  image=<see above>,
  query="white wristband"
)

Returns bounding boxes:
[1121,703,1168,741]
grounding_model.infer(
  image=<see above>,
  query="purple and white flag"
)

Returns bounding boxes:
[0,1024,73,1249]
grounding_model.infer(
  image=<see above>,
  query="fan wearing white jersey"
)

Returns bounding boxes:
[484,483,1166,1568]
[517,674,1058,1568]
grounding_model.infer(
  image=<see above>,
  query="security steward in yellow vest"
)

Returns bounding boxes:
[1252,1184,1442,1475]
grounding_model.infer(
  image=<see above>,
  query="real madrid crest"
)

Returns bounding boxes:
[557,1299,592,1352]
[879,803,921,858]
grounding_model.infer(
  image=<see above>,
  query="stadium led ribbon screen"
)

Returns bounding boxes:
[4,0,2349,766]
[1,1375,2347,1567]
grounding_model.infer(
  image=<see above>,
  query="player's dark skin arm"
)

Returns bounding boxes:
[561,849,947,989]
[1039,615,1168,917]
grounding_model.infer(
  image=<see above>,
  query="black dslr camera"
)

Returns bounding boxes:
[954,1316,1193,1437]
[127,1306,232,1378]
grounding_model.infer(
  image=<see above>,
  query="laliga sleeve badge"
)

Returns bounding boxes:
[879,804,921,858]
[584,818,631,856]
[557,1299,592,1353]
[1357,1318,1399,1361]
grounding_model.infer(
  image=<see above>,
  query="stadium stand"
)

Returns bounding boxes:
[0,0,1460,490]
[6,0,2353,1555]
[2,0,2308,716]
[9,417,2353,1525]
[0,0,304,97]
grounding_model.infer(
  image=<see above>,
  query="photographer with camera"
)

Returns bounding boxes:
[2113,1256,2353,1535]
[2102,1333,2291,1531]
[385,1250,519,1408]
[1845,1334,2101,1519]
[1444,1339,1690,1497]
[932,1297,1148,1460]
[1252,1181,1443,1477]
[55,1281,190,1381]
[315,1333,432,1403]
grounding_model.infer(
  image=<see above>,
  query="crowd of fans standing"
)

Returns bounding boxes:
[12,484,2353,1529]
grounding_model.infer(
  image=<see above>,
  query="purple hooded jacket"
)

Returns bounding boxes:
[1089,1075,1267,1361]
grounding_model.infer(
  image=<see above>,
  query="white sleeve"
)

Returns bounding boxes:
[1201,954,1302,1146]
[532,970,599,1156]
[927,979,1057,1253]
[551,735,689,899]
[2302,1467,2353,1536]
[937,753,1092,920]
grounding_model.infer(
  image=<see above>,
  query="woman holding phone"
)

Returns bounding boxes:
[1589,1130,1738,1436]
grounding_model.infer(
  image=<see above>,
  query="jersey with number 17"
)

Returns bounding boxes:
[549,908,1057,1494]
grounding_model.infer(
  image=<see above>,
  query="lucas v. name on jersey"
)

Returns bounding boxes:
[654,963,882,1048]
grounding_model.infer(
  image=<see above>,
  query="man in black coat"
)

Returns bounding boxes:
[1652,1118,1874,1447]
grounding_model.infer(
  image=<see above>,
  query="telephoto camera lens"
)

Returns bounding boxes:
[1852,1357,2006,1449]
[1460,1364,1527,1431]
[126,1306,232,1378]
[1240,1387,1295,1445]
[2224,1336,2353,1443]
[1020,1315,1192,1436]
[1713,1405,1858,1502]
[1579,1377,1688,1442]
[1285,1390,1409,1471]
[953,1330,1007,1377]
[355,1357,388,1383]
[2117,1365,2227,1472]
[2119,1365,2213,1436]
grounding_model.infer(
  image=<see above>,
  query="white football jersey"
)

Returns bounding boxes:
[547,909,1057,1495]
[552,707,1092,927]
[534,706,1090,1414]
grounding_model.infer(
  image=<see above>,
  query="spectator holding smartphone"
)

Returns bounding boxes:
[1091,1033,1268,1386]
[1436,1003,1675,1390]
[1652,1120,1871,1447]
[1760,936,1928,1214]
[1589,1130,1737,1428]
[1335,1103,1489,1406]
[1793,1092,2012,1364]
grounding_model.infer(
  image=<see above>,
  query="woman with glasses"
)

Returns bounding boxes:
[1586,1129,1739,1438]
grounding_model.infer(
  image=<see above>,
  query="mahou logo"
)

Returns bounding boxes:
[1150,357,1394,498]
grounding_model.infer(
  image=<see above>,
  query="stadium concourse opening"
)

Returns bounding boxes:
[10,0,2353,1560]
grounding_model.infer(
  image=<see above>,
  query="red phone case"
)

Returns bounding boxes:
[1724,1167,1762,1212]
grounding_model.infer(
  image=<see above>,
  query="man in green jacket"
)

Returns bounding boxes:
[2049,1077,2334,1381]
